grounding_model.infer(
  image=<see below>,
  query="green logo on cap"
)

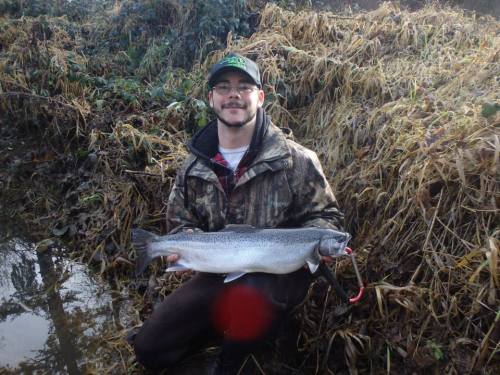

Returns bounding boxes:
[220,55,246,69]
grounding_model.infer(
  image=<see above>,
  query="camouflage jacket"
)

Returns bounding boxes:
[166,108,344,233]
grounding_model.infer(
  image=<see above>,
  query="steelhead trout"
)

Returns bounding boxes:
[132,225,351,282]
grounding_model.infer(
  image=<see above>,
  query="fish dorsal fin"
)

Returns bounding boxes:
[219,224,258,233]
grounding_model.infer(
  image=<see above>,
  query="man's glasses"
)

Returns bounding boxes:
[212,83,258,96]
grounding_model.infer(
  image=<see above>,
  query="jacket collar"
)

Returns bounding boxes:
[248,121,290,167]
[235,123,291,187]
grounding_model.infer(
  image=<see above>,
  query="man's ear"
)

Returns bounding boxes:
[208,91,214,108]
[257,89,265,107]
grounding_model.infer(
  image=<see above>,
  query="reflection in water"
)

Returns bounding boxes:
[0,313,49,364]
[37,249,81,375]
[0,230,129,374]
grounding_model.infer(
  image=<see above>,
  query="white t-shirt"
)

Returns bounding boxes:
[218,145,249,171]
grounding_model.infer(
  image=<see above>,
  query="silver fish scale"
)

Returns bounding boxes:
[168,227,325,245]
[149,227,349,275]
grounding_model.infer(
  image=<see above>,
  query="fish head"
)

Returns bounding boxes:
[318,229,351,257]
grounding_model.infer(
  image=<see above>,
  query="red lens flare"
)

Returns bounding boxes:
[211,284,274,341]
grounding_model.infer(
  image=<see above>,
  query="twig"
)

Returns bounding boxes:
[124,169,161,177]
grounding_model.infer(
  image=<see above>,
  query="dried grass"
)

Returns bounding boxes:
[1,1,499,374]
[204,2,499,373]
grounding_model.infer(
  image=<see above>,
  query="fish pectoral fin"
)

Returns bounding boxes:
[306,259,320,274]
[219,224,257,233]
[306,247,321,273]
[224,272,246,283]
[165,262,190,272]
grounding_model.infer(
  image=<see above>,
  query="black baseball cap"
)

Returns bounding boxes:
[208,53,261,88]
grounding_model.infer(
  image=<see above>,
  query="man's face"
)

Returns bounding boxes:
[208,71,265,128]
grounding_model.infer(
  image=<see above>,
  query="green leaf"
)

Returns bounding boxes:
[197,115,208,128]
[426,340,444,361]
[481,102,500,118]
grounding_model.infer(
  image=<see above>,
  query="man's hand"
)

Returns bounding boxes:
[166,253,180,263]
[163,228,194,276]
[321,255,334,264]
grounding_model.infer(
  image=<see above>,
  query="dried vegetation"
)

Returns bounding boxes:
[0,1,498,374]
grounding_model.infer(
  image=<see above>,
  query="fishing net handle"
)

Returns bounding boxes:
[345,247,365,304]
[319,247,365,304]
[318,262,350,303]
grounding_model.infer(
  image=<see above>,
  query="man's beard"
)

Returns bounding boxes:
[214,103,257,128]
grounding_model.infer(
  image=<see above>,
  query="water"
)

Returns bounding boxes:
[0,230,127,374]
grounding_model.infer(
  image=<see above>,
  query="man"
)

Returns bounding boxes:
[132,53,344,373]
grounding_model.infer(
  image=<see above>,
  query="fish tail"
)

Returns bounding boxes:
[132,228,158,276]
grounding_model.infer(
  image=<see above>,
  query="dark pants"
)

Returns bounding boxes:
[132,269,313,371]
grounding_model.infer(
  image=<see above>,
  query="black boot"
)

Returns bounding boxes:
[209,343,249,375]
